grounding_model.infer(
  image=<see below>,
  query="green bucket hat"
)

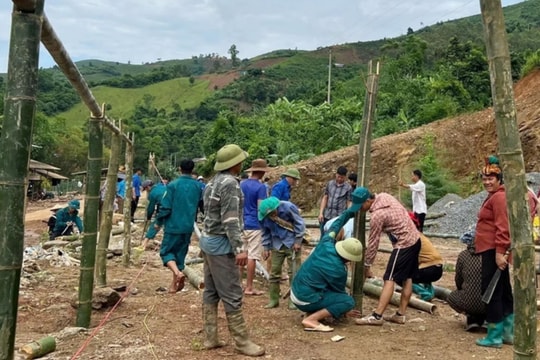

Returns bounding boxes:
[258,196,280,221]
[214,144,249,171]
[282,168,301,180]
[335,237,363,262]
[68,199,80,210]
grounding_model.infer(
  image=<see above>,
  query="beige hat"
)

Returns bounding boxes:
[214,144,249,171]
[335,237,363,262]
[282,168,301,180]
[50,204,64,211]
[246,159,270,172]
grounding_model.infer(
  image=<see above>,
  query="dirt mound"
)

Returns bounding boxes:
[265,69,540,212]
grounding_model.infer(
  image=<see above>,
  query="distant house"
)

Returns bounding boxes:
[28,160,68,200]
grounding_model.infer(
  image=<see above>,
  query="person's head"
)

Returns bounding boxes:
[481,155,503,193]
[68,199,80,213]
[347,186,375,213]
[348,172,357,187]
[197,175,204,182]
[460,229,475,250]
[335,237,363,263]
[258,196,280,221]
[214,144,248,175]
[162,175,170,185]
[142,179,154,191]
[336,166,348,184]
[50,204,63,213]
[246,159,270,180]
[282,168,301,186]
[134,167,143,175]
[412,169,422,182]
[180,159,195,174]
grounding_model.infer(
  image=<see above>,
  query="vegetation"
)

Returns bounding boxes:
[1,0,539,197]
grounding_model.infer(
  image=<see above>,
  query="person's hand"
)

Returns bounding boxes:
[293,243,301,252]
[154,224,161,230]
[346,309,362,318]
[496,252,508,270]
[262,250,270,261]
[364,266,374,279]
[235,251,248,266]
[66,221,74,226]
[318,214,324,223]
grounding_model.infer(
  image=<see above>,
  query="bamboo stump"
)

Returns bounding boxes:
[19,336,56,359]
[183,266,204,289]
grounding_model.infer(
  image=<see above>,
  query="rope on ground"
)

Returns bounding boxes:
[143,304,159,360]
[70,263,147,360]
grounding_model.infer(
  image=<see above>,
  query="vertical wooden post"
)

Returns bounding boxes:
[351,60,380,312]
[76,111,103,327]
[123,133,134,266]
[480,1,536,358]
[0,1,43,358]
[96,132,121,287]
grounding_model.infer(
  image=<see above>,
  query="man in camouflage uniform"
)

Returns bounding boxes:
[199,144,265,357]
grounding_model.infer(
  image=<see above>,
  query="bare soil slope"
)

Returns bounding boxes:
[265,69,540,211]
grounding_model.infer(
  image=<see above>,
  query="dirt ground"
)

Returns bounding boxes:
[14,199,539,360]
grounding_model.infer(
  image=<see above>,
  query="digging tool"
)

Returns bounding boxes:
[140,219,149,241]
[482,249,510,304]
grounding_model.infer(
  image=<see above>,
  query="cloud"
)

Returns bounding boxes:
[0,0,525,72]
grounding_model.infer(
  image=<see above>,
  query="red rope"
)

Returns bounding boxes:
[71,263,147,360]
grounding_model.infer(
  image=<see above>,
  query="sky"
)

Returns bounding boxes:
[0,0,526,72]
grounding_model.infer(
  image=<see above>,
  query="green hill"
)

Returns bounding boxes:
[57,77,212,128]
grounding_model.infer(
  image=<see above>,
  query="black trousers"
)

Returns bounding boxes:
[480,249,513,323]
[414,212,426,232]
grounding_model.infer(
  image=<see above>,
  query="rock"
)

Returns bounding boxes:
[71,287,121,310]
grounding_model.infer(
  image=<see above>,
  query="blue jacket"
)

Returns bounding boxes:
[260,201,305,250]
[291,209,354,304]
[156,175,201,234]
[271,178,291,201]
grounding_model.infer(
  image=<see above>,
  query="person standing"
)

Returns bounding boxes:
[271,168,300,201]
[258,197,305,310]
[130,167,143,220]
[240,159,269,296]
[318,166,352,237]
[51,200,84,239]
[355,189,421,326]
[155,160,200,294]
[400,169,427,232]
[199,144,265,357]
[140,177,169,250]
[474,156,536,348]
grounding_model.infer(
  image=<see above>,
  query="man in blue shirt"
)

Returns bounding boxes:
[259,196,306,310]
[240,159,270,296]
[271,168,300,201]
[130,167,143,220]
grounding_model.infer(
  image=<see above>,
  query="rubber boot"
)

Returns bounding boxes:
[412,283,431,301]
[287,279,296,310]
[202,303,226,350]
[226,310,265,357]
[502,313,514,345]
[476,322,504,348]
[264,283,280,309]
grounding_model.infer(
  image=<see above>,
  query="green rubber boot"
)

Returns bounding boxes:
[476,322,503,348]
[202,302,226,349]
[264,283,280,309]
[226,310,265,357]
[502,313,514,345]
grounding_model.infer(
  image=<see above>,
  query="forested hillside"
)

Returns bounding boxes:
[0,0,539,179]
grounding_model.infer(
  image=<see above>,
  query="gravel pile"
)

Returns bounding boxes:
[424,172,540,237]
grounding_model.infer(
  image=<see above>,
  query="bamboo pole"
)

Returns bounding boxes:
[19,336,56,359]
[76,112,104,327]
[96,133,121,287]
[122,133,134,266]
[480,1,536,358]
[362,282,437,314]
[0,2,43,358]
[352,60,380,311]
[183,266,205,289]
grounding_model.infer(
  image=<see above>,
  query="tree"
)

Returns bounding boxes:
[228,44,240,67]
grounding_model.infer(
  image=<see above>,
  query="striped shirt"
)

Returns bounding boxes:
[365,193,420,266]
[323,180,352,219]
[202,171,244,253]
